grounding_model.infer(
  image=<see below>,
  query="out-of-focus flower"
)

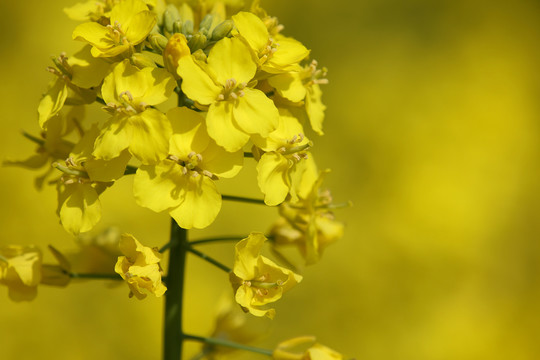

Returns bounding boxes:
[270,158,345,265]
[229,233,302,319]
[0,246,42,301]
[114,234,167,299]
[273,336,344,360]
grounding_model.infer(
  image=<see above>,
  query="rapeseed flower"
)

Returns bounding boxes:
[114,234,166,299]
[273,336,344,360]
[229,233,302,319]
[177,37,279,152]
[134,107,243,229]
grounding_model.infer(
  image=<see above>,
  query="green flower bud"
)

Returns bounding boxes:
[187,33,207,52]
[173,19,183,34]
[163,4,181,34]
[182,20,194,35]
[211,20,234,41]
[199,14,213,32]
[131,53,156,69]
[191,49,207,62]
[148,34,169,54]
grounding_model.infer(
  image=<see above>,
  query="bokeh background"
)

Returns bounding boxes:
[2,0,540,359]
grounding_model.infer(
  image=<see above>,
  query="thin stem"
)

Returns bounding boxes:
[187,246,231,273]
[163,219,188,360]
[222,195,266,205]
[184,333,273,356]
[22,132,45,146]
[189,236,245,246]
[69,272,122,280]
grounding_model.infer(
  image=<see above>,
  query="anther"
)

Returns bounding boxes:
[230,93,238,100]
[181,167,188,175]
[191,172,200,178]
[202,170,214,178]
[196,153,203,162]
[187,151,196,158]
[119,90,133,101]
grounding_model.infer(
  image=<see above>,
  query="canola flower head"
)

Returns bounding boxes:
[114,234,167,299]
[230,232,302,319]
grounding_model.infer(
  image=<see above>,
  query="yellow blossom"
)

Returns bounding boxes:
[163,33,191,77]
[134,107,243,229]
[94,59,175,164]
[271,158,345,265]
[232,11,309,74]
[229,233,302,319]
[114,234,167,299]
[253,109,312,206]
[273,336,344,360]
[0,246,42,302]
[177,36,279,152]
[72,0,156,58]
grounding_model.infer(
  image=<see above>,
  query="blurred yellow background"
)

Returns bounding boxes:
[2,0,540,359]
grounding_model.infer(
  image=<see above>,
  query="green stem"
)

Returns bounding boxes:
[184,334,273,357]
[164,219,188,360]
[189,236,245,246]
[222,195,266,205]
[69,272,122,280]
[22,132,45,146]
[187,246,231,273]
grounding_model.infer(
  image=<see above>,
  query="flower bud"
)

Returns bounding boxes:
[187,33,207,52]
[131,53,157,69]
[211,20,233,40]
[199,14,214,32]
[191,49,207,62]
[163,33,190,77]
[148,34,169,54]
[163,4,181,34]
[182,20,194,35]
[173,19,183,33]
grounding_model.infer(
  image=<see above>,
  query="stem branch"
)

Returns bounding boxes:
[187,247,231,273]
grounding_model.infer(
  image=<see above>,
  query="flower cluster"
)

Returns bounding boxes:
[7,0,350,358]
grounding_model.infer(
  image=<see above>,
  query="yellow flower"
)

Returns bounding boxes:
[229,233,302,319]
[0,246,41,302]
[177,37,279,152]
[134,107,243,229]
[72,0,156,58]
[232,12,310,74]
[253,109,312,206]
[94,59,175,164]
[55,125,130,235]
[38,51,100,130]
[114,234,167,299]
[270,158,345,265]
[268,60,328,135]
[273,336,344,360]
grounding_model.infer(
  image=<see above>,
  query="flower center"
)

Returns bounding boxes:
[167,152,216,180]
[259,38,279,64]
[217,78,247,101]
[107,21,128,46]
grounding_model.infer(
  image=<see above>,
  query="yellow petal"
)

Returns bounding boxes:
[38,78,68,129]
[264,37,310,73]
[306,84,326,135]
[207,100,249,152]
[93,116,131,161]
[72,22,110,48]
[200,141,244,178]
[85,150,131,182]
[233,88,279,137]
[232,12,269,52]
[257,152,291,206]
[207,37,257,85]
[124,10,156,45]
[133,161,184,212]
[69,45,111,89]
[111,0,149,29]
[169,174,222,229]
[167,107,210,157]
[233,233,266,280]
[127,109,172,164]
[177,56,221,105]
[268,72,306,103]
[59,183,102,235]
